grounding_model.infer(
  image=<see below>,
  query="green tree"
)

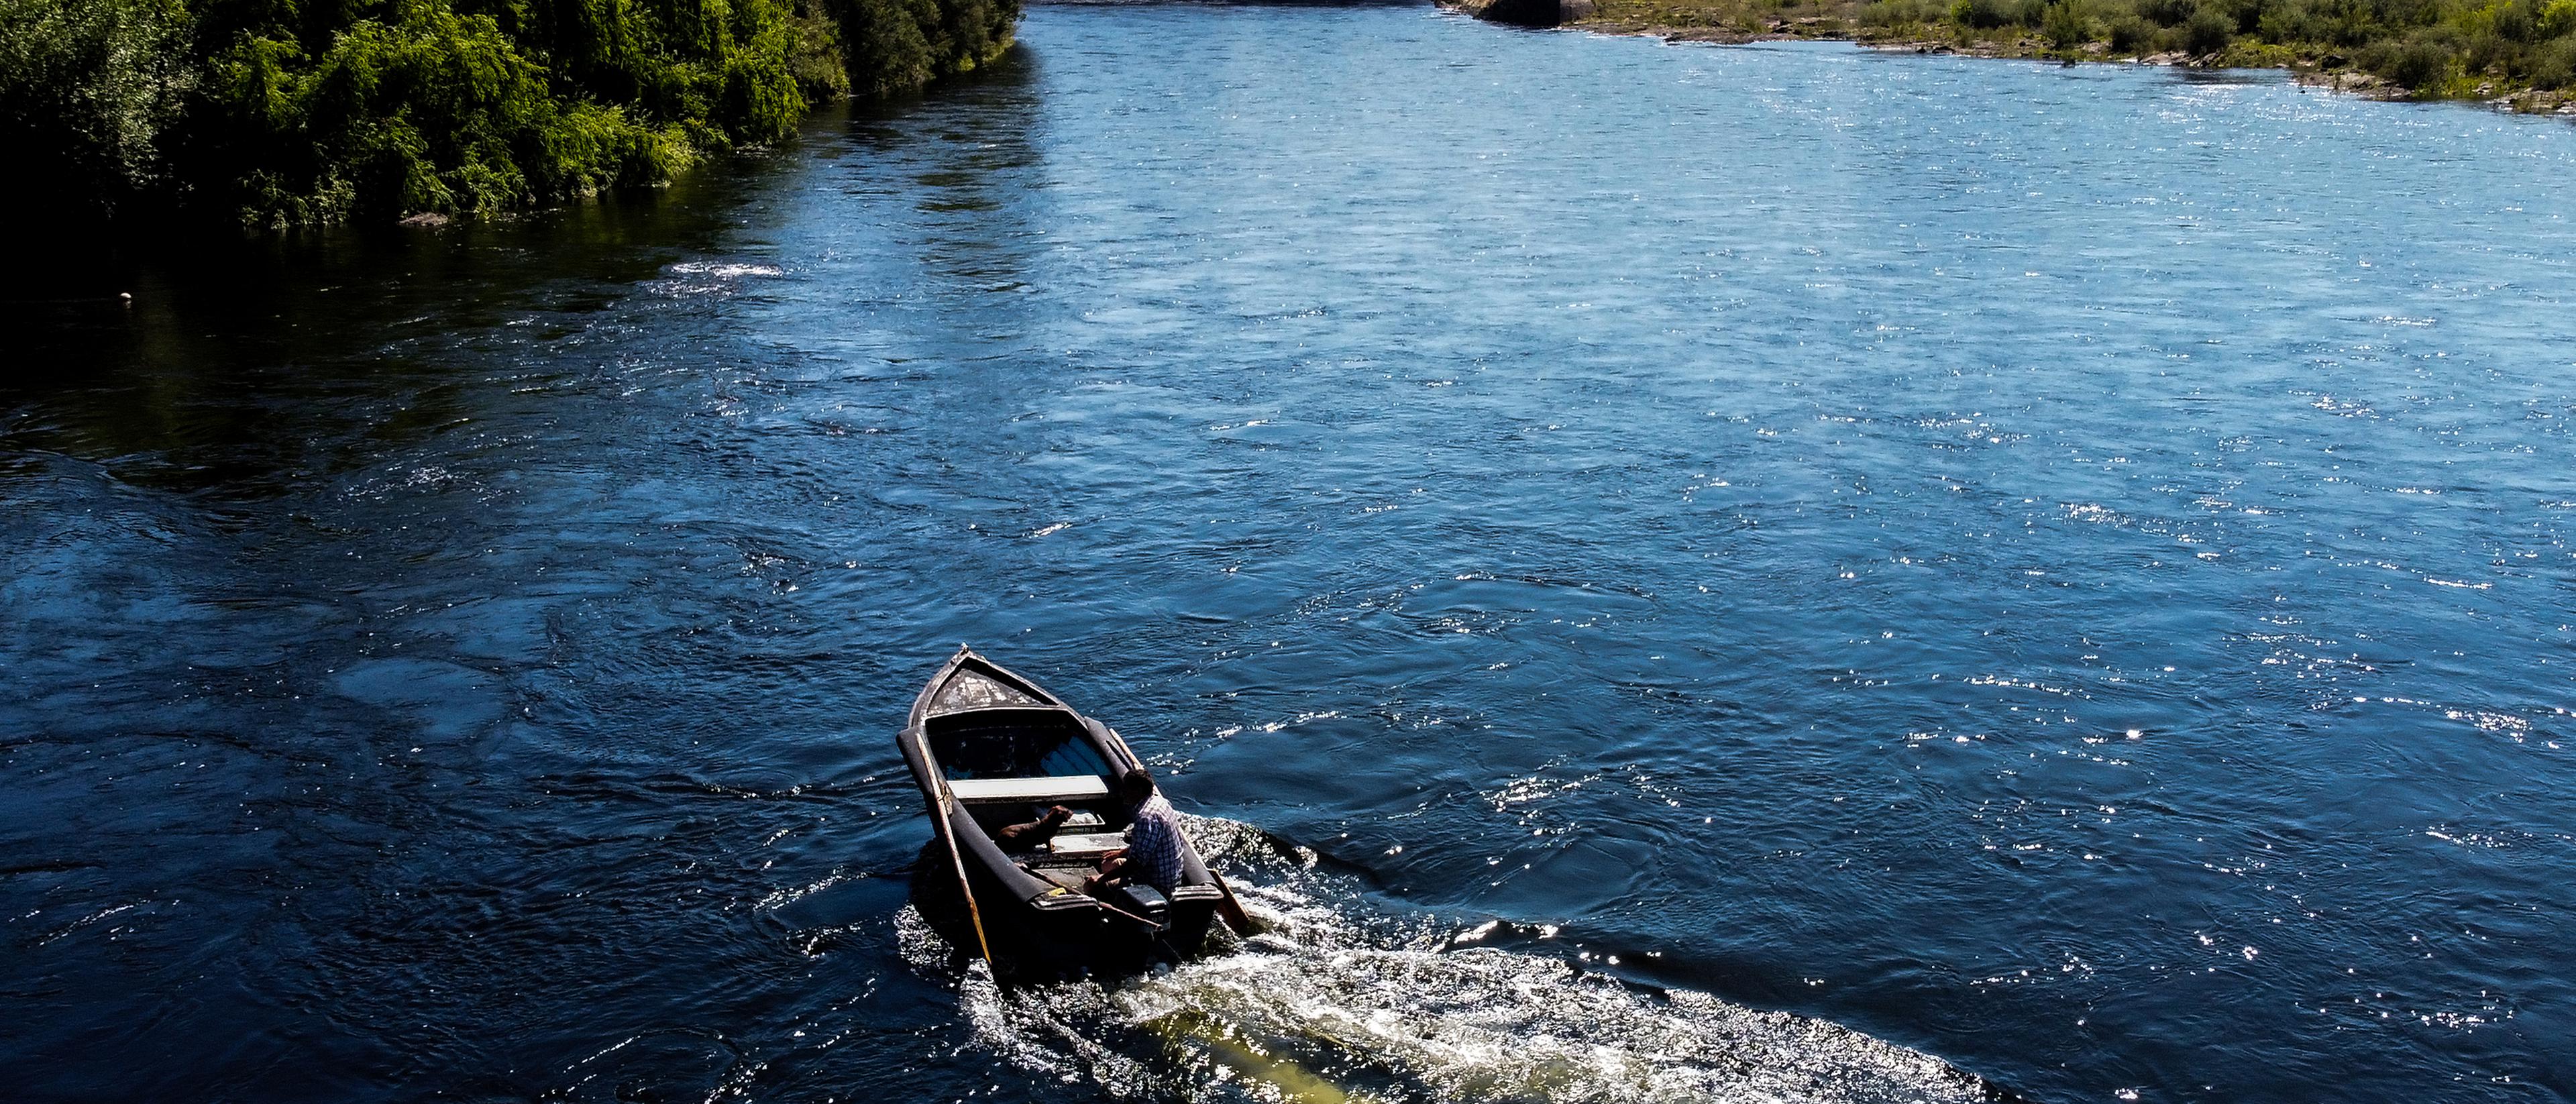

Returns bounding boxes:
[2042,0,2093,45]
[2182,6,2235,50]
[4,0,1017,227]
[0,0,191,218]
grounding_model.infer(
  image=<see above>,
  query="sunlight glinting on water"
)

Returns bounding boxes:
[924,820,1987,1104]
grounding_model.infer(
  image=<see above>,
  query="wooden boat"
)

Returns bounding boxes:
[898,645,1224,969]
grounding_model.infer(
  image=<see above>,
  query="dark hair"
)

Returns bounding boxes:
[1118,767,1154,802]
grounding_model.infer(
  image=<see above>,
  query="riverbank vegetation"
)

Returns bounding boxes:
[1580,0,2576,106]
[0,0,1017,229]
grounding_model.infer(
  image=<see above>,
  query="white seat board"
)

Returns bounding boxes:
[947,775,1110,802]
[1047,832,1130,854]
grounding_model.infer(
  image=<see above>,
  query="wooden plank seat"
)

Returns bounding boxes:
[945,774,1110,803]
[1045,832,1130,856]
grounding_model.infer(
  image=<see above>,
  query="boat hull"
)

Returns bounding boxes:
[909,842,1221,977]
[898,647,1230,978]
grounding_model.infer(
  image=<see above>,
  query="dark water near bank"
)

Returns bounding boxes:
[7,4,2576,1101]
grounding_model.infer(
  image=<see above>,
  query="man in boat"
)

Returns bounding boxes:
[1084,767,1185,896]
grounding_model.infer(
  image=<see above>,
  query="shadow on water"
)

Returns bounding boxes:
[847,47,1049,284]
[0,126,832,498]
[0,43,1084,1104]
[2162,66,2290,87]
[0,76,996,1104]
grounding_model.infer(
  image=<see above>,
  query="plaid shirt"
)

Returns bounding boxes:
[1125,793,1187,893]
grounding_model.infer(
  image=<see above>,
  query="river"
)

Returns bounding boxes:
[5,3,2573,1101]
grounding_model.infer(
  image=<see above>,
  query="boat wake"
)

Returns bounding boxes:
[898,818,1995,1104]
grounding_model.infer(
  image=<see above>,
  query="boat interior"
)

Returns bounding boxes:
[926,706,1134,875]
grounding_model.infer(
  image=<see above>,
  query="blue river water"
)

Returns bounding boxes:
[5,3,2573,1101]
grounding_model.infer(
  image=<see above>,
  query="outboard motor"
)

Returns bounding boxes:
[1114,884,1170,931]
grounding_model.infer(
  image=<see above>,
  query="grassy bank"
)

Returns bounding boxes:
[1578,0,2576,108]
[0,0,1018,229]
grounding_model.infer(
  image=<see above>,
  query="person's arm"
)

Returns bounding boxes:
[995,805,1073,844]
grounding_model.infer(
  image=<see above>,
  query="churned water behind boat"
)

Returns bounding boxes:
[918,818,2000,1104]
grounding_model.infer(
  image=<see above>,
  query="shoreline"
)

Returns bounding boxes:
[1447,0,2576,117]
[1599,24,2576,113]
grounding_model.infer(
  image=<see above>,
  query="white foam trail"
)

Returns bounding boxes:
[665,262,785,278]
[903,820,1990,1103]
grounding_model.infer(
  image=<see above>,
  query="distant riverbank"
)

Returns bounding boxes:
[1460,0,2576,113]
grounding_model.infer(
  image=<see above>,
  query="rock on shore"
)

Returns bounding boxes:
[1452,0,1595,27]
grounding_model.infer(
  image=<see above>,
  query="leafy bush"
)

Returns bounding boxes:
[2214,0,2269,32]
[1954,0,2018,27]
[2361,32,2456,83]
[3,0,1016,227]
[2529,35,2576,83]
[2256,4,2324,43]
[2139,0,2198,25]
[0,0,189,219]
[2463,27,2511,70]
[2183,7,2237,48]
[2545,0,2576,35]
[2107,10,2156,44]
[2043,0,2094,43]
[2492,0,2537,40]
[787,0,851,99]
[178,0,706,225]
[830,0,1016,97]
[1862,0,1929,26]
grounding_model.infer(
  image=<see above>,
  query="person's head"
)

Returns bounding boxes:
[1117,767,1155,805]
